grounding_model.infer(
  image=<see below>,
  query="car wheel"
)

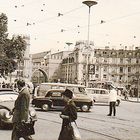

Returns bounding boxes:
[80,105,89,112]
[116,100,120,106]
[42,104,50,111]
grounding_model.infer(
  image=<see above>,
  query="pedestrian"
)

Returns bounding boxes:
[107,84,117,116]
[11,79,33,140]
[58,89,77,140]
[123,90,128,100]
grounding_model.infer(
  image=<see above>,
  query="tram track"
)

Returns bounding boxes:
[37,112,125,140]
[38,110,136,128]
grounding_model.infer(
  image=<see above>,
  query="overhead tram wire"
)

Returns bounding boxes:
[9,5,84,30]
[58,10,140,35]
[29,10,140,40]
[47,11,140,36]
[35,6,84,24]
[9,7,140,39]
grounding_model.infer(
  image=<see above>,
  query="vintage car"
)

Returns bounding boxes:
[86,88,121,106]
[32,89,93,112]
[0,89,37,129]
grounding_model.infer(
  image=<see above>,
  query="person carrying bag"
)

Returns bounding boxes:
[70,121,81,140]
[11,79,34,140]
[58,89,81,140]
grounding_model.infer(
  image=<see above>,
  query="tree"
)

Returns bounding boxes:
[0,13,8,76]
[0,13,26,76]
[0,13,8,41]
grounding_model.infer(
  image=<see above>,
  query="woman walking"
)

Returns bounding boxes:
[58,89,77,140]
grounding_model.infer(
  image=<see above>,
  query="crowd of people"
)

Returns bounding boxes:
[9,79,80,140]
[1,79,139,140]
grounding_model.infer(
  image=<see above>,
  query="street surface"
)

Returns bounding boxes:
[0,101,140,140]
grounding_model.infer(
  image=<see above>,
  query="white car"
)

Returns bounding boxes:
[0,88,37,129]
[0,89,19,102]
[86,88,121,106]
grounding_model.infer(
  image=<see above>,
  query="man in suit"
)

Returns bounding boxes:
[11,79,33,140]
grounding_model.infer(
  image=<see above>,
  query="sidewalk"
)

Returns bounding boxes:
[122,97,140,103]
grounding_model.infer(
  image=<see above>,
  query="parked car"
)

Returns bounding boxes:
[0,89,37,129]
[32,89,93,112]
[0,88,19,102]
[36,82,85,96]
[86,88,121,106]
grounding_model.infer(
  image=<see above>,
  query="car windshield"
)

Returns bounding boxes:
[45,91,63,97]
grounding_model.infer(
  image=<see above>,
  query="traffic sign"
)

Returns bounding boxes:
[88,64,95,74]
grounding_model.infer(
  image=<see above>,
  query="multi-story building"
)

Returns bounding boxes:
[94,47,140,89]
[61,40,95,85]
[30,41,140,93]
[60,42,140,90]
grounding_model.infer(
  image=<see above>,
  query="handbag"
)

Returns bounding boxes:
[71,122,81,140]
[58,125,73,140]
[16,122,35,137]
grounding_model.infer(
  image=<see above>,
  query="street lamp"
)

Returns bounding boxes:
[66,42,73,83]
[82,0,97,45]
[82,0,97,87]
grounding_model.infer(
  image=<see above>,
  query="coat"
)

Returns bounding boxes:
[58,100,77,140]
[12,87,30,123]
[108,89,117,102]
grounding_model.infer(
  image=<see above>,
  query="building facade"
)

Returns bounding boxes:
[31,50,71,84]
[30,41,140,92]
[94,47,140,89]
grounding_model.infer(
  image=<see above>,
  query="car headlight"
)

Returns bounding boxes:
[4,112,12,119]
[29,110,36,117]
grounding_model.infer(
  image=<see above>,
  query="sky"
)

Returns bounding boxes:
[0,0,140,54]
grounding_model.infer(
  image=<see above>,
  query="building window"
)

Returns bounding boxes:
[104,59,107,63]
[95,74,98,78]
[120,58,123,63]
[96,66,99,71]
[103,67,107,72]
[103,74,107,78]
[127,58,131,63]
[120,67,123,73]
[96,59,99,63]
[136,59,139,64]
[119,75,122,80]
[128,67,131,72]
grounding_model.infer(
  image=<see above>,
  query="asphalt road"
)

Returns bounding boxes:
[0,101,140,140]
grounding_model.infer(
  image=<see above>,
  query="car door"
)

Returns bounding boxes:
[98,90,109,103]
[50,91,64,107]
[92,90,100,102]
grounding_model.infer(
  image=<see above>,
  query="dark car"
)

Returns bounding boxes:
[32,89,93,112]
[0,89,37,129]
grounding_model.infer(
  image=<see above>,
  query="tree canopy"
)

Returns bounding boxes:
[0,13,26,76]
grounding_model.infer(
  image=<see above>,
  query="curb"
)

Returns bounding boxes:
[122,99,140,103]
